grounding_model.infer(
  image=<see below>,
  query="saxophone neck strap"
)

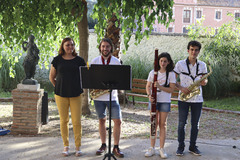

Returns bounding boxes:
[185,58,200,81]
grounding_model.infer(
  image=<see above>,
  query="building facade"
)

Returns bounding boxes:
[152,0,240,34]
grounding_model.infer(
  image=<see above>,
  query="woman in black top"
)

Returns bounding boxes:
[49,37,86,157]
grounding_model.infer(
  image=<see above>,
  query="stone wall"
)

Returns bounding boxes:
[87,32,194,62]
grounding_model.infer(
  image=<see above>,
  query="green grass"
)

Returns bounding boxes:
[127,95,240,111]
[203,96,240,111]
[0,91,55,98]
[0,91,239,111]
[47,91,54,98]
[127,96,148,103]
[0,91,11,97]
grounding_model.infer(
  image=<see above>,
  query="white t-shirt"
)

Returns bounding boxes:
[174,59,207,102]
[147,70,176,103]
[90,55,121,101]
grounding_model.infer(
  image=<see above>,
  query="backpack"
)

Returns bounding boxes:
[0,126,10,136]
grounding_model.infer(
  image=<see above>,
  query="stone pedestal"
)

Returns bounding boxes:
[11,84,44,135]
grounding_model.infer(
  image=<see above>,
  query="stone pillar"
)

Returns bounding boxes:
[11,84,44,135]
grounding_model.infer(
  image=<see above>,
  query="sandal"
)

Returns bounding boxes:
[62,146,69,157]
[75,149,82,157]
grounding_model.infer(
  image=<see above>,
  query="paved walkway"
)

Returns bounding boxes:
[0,137,239,160]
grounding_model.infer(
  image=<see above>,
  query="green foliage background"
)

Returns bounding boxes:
[0,0,85,74]
[0,0,174,74]
[92,0,174,52]
[187,13,240,98]
[0,53,24,92]
[0,1,239,100]
[122,54,152,79]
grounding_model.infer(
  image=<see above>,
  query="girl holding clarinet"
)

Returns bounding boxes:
[145,52,176,158]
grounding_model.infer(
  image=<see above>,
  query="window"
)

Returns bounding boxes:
[196,10,202,19]
[173,7,175,17]
[168,27,173,33]
[152,26,158,32]
[183,10,191,23]
[216,11,221,20]
[235,12,240,19]
[183,27,188,33]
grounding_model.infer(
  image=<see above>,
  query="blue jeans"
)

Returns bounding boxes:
[177,101,202,148]
[94,101,122,119]
[148,102,171,112]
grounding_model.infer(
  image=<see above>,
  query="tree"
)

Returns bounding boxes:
[93,0,174,52]
[0,0,91,115]
[187,13,240,75]
[0,0,174,115]
[187,13,240,97]
[105,14,121,58]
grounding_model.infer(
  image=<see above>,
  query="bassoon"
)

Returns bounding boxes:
[151,49,158,139]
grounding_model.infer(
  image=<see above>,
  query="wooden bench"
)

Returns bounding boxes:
[124,78,179,105]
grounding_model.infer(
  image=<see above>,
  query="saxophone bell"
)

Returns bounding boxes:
[180,86,200,101]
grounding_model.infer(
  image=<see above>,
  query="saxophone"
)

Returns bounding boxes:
[180,64,213,101]
[90,89,109,99]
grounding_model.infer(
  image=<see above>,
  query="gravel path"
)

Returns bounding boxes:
[1,102,240,140]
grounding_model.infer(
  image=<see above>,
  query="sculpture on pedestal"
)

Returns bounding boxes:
[22,35,39,85]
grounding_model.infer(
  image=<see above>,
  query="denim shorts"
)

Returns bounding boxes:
[148,102,171,112]
[94,101,122,119]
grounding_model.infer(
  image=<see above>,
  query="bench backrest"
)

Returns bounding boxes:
[131,78,147,94]
[131,78,179,97]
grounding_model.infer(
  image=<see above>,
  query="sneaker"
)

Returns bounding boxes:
[112,147,124,158]
[159,148,167,159]
[145,147,155,157]
[96,144,106,155]
[189,146,201,156]
[176,147,184,156]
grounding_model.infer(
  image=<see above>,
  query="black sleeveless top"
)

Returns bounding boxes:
[51,55,86,97]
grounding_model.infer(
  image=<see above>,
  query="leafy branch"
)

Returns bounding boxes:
[92,0,174,51]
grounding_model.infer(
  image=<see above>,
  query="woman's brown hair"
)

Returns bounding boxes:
[58,37,77,56]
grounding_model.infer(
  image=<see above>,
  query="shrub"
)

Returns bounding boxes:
[122,54,152,79]
[0,54,24,92]
[202,61,232,99]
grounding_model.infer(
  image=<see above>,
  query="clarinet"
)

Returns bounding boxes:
[151,49,158,139]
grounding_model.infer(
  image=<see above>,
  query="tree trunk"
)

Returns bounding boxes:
[105,14,126,104]
[105,14,121,59]
[78,0,91,115]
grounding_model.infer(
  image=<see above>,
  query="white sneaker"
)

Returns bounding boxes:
[159,148,168,159]
[145,147,155,157]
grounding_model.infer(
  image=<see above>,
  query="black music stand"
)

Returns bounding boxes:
[80,64,132,160]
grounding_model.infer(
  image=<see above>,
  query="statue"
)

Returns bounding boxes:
[22,35,40,85]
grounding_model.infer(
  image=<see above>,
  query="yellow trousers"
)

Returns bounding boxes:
[55,94,82,148]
